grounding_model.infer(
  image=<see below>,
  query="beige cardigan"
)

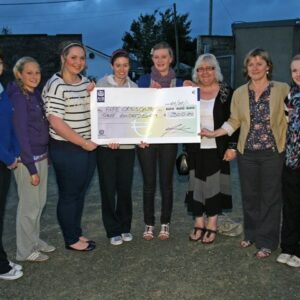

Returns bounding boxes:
[222,81,289,154]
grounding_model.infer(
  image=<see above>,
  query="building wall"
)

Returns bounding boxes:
[197,35,234,57]
[86,51,111,81]
[233,25,295,87]
[196,35,234,86]
[0,34,82,87]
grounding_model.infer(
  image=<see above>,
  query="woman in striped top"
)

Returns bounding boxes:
[43,41,97,252]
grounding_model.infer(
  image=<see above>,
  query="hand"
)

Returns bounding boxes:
[7,158,18,170]
[200,128,215,138]
[138,141,149,148]
[150,81,161,89]
[86,81,96,94]
[82,140,98,151]
[31,174,40,186]
[183,80,196,87]
[223,149,237,161]
[108,143,120,149]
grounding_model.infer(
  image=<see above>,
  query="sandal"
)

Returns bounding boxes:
[255,248,271,259]
[189,227,206,242]
[240,240,254,248]
[143,225,154,241]
[158,224,170,241]
[202,229,217,244]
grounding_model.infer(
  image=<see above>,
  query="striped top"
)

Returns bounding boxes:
[42,73,91,141]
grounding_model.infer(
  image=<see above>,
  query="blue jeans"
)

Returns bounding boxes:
[50,139,96,245]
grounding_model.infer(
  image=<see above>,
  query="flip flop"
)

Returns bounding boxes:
[255,248,271,259]
[189,227,206,242]
[202,229,217,244]
[240,240,254,248]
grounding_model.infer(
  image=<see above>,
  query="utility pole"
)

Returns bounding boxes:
[209,0,213,35]
[173,3,180,74]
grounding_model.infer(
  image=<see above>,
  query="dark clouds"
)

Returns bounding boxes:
[1,0,300,54]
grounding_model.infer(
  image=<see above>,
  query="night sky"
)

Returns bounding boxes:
[1,0,299,55]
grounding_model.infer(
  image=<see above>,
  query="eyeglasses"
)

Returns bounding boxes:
[197,66,215,73]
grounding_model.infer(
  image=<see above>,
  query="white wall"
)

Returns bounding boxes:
[86,51,111,81]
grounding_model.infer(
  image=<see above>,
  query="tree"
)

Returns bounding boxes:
[1,26,12,35]
[122,8,196,74]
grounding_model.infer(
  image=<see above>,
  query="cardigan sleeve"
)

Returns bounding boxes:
[11,92,37,175]
[222,88,242,136]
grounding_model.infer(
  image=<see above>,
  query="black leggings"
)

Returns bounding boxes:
[0,162,11,274]
[137,144,177,225]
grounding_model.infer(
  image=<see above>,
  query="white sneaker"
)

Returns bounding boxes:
[286,255,300,268]
[158,224,170,240]
[276,253,292,264]
[0,268,23,280]
[25,250,49,262]
[110,236,123,246]
[9,261,23,271]
[121,233,133,242]
[39,244,56,253]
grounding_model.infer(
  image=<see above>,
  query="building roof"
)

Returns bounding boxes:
[0,33,82,38]
[232,18,300,30]
[85,45,110,59]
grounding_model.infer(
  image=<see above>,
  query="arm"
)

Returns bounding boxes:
[202,88,242,139]
[0,92,20,168]
[12,93,38,175]
[44,78,97,151]
[201,127,228,138]
[0,125,19,167]
[48,114,97,151]
[0,144,18,168]
[222,86,238,161]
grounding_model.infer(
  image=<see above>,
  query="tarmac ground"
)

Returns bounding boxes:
[1,159,300,300]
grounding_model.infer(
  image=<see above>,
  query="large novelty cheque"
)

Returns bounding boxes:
[90,87,200,145]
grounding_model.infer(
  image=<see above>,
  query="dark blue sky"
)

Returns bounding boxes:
[1,0,300,55]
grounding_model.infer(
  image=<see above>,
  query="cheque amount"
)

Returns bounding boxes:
[97,105,198,139]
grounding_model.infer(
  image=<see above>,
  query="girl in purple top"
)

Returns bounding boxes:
[7,57,55,262]
[0,52,23,280]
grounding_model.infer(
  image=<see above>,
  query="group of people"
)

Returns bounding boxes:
[0,40,299,281]
[200,49,300,265]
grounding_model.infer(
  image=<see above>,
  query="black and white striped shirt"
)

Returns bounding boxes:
[43,73,91,141]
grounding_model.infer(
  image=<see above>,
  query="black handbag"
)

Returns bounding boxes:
[176,152,189,175]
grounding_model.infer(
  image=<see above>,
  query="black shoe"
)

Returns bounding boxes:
[87,240,96,246]
[65,242,96,252]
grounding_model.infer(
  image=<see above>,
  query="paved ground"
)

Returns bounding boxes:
[1,158,300,300]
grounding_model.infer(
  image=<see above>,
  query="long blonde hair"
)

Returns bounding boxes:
[13,56,40,94]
